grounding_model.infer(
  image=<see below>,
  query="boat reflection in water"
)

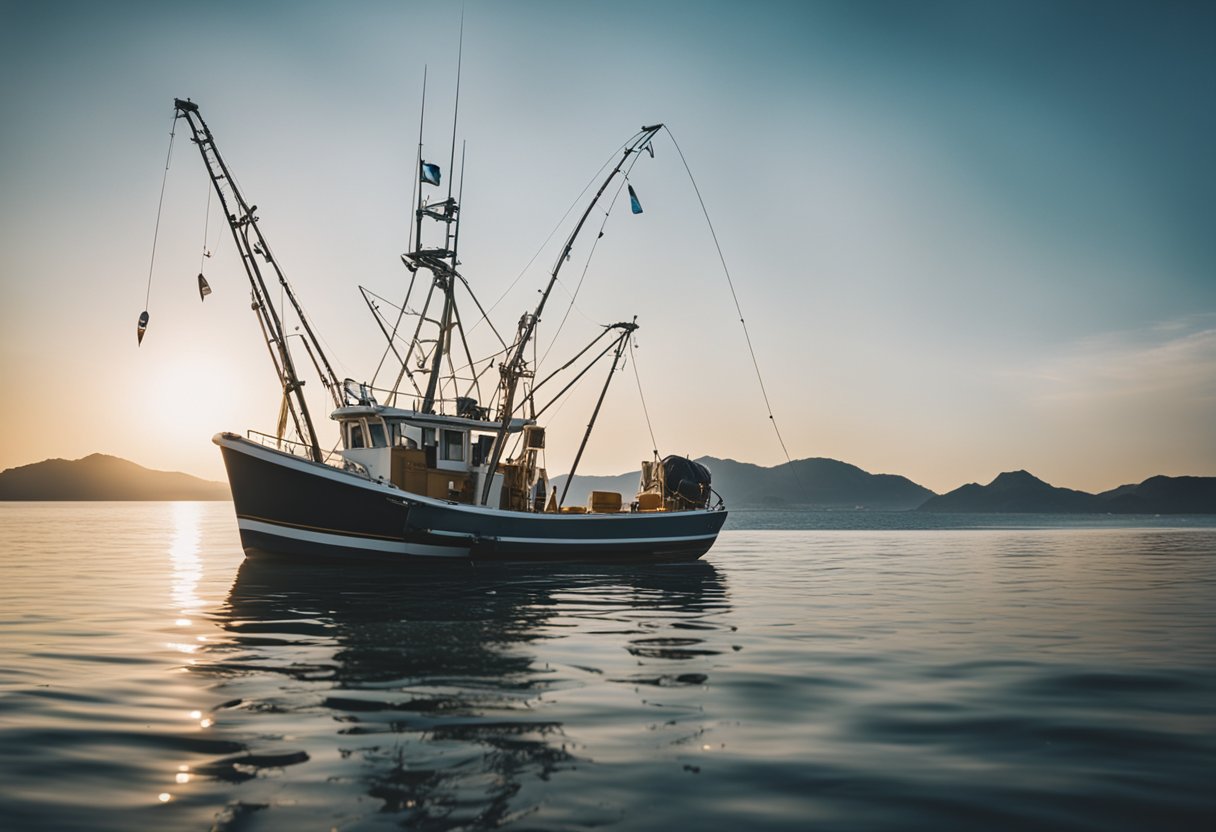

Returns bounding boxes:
[194,558,730,829]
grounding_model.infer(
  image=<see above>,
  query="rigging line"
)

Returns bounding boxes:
[542,268,603,342]
[391,278,439,401]
[448,297,485,403]
[532,337,620,420]
[559,328,631,507]
[379,266,418,360]
[453,274,508,349]
[370,269,418,385]
[465,351,503,393]
[532,356,594,435]
[144,115,178,310]
[198,182,212,271]
[468,137,629,334]
[663,127,803,486]
[537,153,642,370]
[537,225,607,368]
[362,285,420,313]
[531,326,617,400]
[628,334,660,457]
[442,293,469,401]
[364,287,411,390]
[232,169,347,386]
[263,236,351,384]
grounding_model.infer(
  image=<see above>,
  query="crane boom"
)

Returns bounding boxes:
[172,98,341,463]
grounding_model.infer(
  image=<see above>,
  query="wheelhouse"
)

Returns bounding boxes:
[333,402,534,508]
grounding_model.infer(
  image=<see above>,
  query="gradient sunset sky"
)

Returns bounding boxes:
[1,0,1213,494]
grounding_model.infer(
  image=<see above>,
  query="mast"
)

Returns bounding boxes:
[408,171,462,413]
[172,98,340,463]
[409,22,466,415]
[480,124,662,504]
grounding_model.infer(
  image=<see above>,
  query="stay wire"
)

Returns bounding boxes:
[198,182,212,272]
[144,115,177,310]
[470,137,628,334]
[537,149,644,372]
[537,206,610,369]
[628,334,659,457]
[370,270,417,385]
[663,127,802,488]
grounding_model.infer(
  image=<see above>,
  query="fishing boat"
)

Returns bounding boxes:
[159,97,728,563]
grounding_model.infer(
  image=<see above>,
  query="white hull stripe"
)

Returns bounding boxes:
[237,518,467,558]
[238,517,716,556]
[424,529,720,546]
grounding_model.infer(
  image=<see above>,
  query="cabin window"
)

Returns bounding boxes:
[472,434,495,466]
[422,428,436,447]
[349,423,365,449]
[442,429,465,462]
[368,420,387,448]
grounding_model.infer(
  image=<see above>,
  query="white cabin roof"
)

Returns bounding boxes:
[331,405,534,433]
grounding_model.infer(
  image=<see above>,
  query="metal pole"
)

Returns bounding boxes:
[480,124,662,504]
[559,323,635,507]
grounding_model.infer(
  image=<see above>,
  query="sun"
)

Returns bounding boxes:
[141,343,273,448]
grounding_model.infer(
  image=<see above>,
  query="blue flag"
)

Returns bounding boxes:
[421,162,441,186]
[628,184,643,214]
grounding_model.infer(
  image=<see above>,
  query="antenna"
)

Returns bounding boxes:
[446,7,464,207]
[452,140,467,262]
[412,66,427,254]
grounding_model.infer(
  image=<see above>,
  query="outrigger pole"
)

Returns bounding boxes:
[558,319,637,507]
[172,98,341,463]
[480,124,662,505]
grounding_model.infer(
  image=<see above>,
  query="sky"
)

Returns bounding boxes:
[1,0,1213,495]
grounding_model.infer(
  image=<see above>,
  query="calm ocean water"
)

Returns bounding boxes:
[1,503,1213,831]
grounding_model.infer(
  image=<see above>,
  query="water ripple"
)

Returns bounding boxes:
[1,504,1214,830]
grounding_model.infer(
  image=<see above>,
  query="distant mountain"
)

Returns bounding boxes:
[918,470,1098,513]
[1096,475,1216,514]
[919,471,1216,514]
[0,454,230,501]
[554,456,936,510]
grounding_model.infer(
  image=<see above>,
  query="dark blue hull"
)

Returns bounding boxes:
[215,433,727,563]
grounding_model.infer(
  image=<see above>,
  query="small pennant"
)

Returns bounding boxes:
[137,310,149,345]
[198,273,212,301]
[628,184,643,215]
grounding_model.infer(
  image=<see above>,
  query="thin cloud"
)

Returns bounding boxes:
[1026,315,1216,405]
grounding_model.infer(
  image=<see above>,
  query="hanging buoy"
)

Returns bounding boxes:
[198,273,212,301]
[136,310,150,345]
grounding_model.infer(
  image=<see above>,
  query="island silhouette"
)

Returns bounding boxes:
[0,454,229,501]
[1,454,1212,513]
[559,459,1214,514]
[918,470,1216,514]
